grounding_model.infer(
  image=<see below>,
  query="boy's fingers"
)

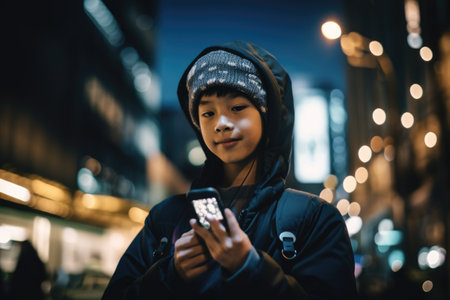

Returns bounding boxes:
[186,263,210,279]
[176,255,211,281]
[176,229,201,249]
[224,208,240,236]
[178,244,206,260]
[190,218,211,241]
[181,251,209,269]
[181,229,195,237]
[190,218,223,251]
[208,218,227,240]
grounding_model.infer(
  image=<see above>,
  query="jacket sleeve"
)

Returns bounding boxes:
[101,196,193,300]
[224,202,358,300]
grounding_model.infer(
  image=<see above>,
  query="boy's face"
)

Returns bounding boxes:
[198,93,263,166]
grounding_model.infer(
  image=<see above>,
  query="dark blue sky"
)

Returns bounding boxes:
[156,0,345,109]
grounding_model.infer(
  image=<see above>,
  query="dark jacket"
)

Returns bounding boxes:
[102,41,357,299]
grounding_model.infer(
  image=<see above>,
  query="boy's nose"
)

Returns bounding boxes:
[215,115,233,132]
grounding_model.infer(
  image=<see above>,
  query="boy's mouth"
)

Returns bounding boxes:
[215,138,241,147]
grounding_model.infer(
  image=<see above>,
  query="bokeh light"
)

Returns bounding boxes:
[0,179,31,203]
[370,136,384,152]
[422,280,433,292]
[410,83,423,99]
[319,188,334,203]
[384,145,395,161]
[82,194,96,209]
[401,112,415,128]
[355,167,368,184]
[378,218,394,232]
[420,46,433,61]
[348,202,361,217]
[0,225,28,244]
[77,168,99,194]
[321,21,342,40]
[336,199,350,216]
[343,176,357,193]
[323,174,338,189]
[418,247,429,269]
[417,246,446,270]
[369,41,383,56]
[128,207,147,224]
[384,136,394,147]
[424,132,437,148]
[188,146,206,166]
[407,33,423,49]
[427,249,441,268]
[388,250,405,272]
[345,216,362,236]
[358,145,372,163]
[372,108,386,125]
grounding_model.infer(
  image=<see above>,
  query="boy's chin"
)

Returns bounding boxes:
[219,156,256,167]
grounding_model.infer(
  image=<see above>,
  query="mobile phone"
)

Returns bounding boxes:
[188,187,227,231]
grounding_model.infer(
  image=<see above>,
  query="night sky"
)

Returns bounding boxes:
[156,0,346,109]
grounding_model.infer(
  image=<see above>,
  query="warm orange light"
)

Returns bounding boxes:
[384,136,394,147]
[82,194,97,209]
[355,167,369,184]
[336,199,350,216]
[370,136,384,153]
[340,34,355,56]
[323,174,338,189]
[85,157,102,176]
[384,145,395,161]
[128,207,148,224]
[32,179,70,202]
[422,280,433,292]
[348,202,361,216]
[319,188,334,203]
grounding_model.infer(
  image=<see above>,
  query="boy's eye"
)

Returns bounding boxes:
[232,105,247,112]
[201,111,214,117]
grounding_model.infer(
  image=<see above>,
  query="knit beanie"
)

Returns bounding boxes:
[186,50,267,130]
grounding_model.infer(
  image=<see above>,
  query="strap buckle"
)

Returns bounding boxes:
[279,231,297,260]
[152,237,168,260]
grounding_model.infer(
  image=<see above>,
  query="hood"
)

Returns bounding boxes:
[177,41,294,210]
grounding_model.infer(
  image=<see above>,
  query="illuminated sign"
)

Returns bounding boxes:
[294,89,330,183]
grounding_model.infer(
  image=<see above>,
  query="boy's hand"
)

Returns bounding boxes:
[174,229,210,281]
[190,208,252,274]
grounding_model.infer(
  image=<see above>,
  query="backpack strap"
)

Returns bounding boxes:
[151,194,192,262]
[276,188,314,260]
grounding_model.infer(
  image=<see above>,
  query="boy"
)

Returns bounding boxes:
[102,41,358,299]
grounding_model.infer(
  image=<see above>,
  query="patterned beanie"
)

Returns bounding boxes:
[186,50,267,130]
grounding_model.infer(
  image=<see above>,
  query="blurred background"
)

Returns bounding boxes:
[0,0,449,299]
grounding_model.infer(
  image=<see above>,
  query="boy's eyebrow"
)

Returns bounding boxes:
[198,99,211,105]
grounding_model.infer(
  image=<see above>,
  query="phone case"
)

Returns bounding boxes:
[188,187,227,230]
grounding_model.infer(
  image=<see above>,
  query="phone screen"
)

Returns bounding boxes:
[192,196,224,229]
